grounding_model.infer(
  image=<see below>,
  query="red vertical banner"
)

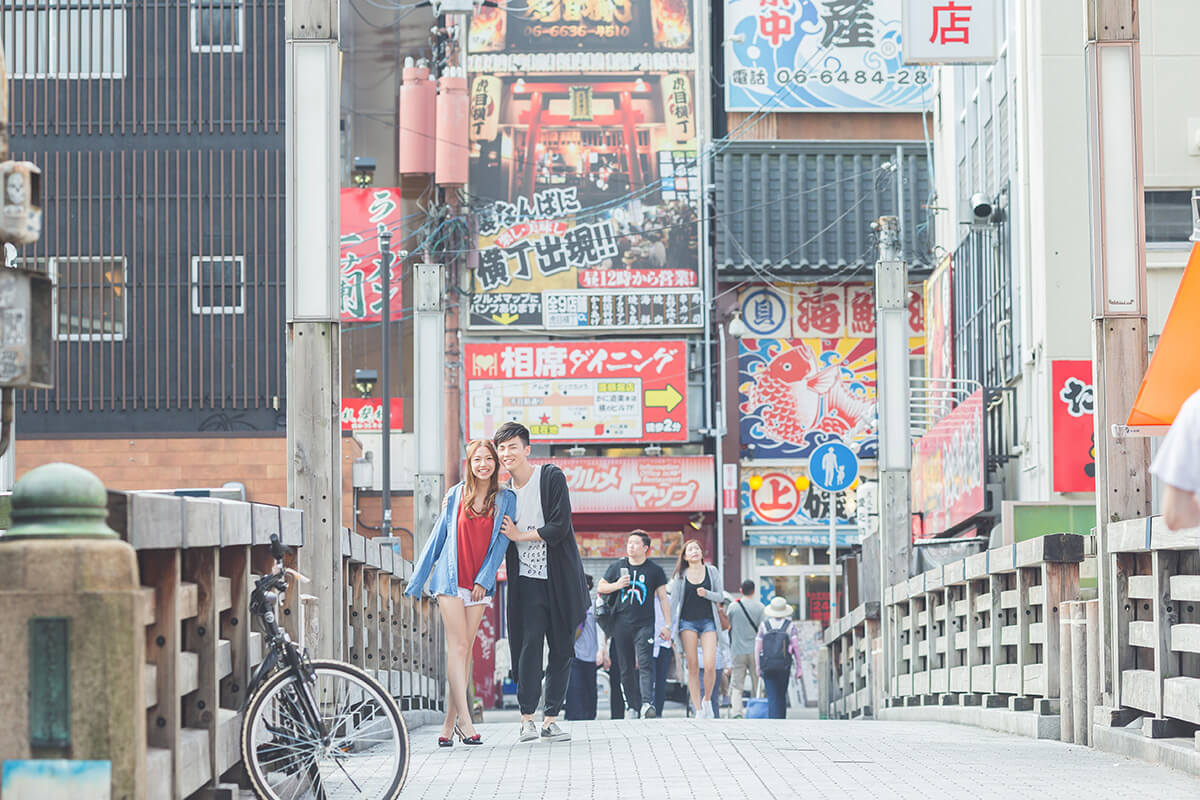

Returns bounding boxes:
[1051,360,1097,492]
[340,187,404,322]
[472,599,500,708]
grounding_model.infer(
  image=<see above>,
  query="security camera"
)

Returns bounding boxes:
[970,192,993,222]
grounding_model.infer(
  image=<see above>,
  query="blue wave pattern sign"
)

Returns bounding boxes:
[725,0,933,111]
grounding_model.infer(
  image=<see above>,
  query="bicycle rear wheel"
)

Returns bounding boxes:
[241,659,409,800]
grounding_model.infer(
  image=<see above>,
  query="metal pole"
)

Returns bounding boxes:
[828,489,838,624]
[715,323,727,585]
[380,230,393,540]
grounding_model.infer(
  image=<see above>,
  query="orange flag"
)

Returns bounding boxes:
[1127,242,1200,426]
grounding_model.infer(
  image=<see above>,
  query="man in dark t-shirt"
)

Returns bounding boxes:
[598,530,671,718]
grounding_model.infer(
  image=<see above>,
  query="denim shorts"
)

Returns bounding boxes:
[678,617,717,635]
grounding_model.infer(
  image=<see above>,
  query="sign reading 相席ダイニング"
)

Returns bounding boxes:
[724,0,934,112]
[464,340,688,442]
[467,0,701,332]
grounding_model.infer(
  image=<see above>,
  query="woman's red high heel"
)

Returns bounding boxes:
[455,723,483,745]
[437,734,454,747]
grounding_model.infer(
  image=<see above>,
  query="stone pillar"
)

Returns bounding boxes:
[0,463,146,799]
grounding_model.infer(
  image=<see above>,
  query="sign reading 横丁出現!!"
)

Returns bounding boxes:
[900,0,999,65]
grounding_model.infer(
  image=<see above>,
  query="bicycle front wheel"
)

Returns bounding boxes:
[241,659,409,800]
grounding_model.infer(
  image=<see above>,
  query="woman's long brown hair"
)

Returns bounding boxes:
[463,439,501,516]
[674,538,706,578]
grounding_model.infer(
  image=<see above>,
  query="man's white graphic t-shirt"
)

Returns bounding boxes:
[512,465,547,579]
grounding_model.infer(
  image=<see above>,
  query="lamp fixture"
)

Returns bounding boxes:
[789,547,801,558]
[353,368,377,398]
[513,77,526,92]
[727,310,748,339]
[688,512,704,530]
[351,156,376,188]
[634,77,648,92]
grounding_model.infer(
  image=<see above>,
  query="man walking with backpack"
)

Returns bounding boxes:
[728,580,765,718]
[755,597,804,719]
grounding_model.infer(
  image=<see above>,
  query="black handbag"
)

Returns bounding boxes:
[595,591,618,636]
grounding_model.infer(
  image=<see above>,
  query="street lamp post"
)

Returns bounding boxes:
[380,231,393,540]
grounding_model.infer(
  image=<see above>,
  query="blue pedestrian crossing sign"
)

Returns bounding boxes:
[807,441,859,493]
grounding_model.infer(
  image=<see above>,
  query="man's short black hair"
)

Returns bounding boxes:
[630,529,651,550]
[493,421,530,448]
[741,580,755,596]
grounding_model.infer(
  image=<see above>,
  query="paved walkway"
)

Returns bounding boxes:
[401,718,1200,799]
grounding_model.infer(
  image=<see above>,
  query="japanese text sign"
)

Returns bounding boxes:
[547,456,714,513]
[741,465,860,527]
[725,0,934,112]
[464,340,689,442]
[339,188,403,322]
[738,282,925,339]
[900,0,998,64]
[1052,360,1096,493]
[340,398,404,432]
[469,0,693,54]
[911,388,985,538]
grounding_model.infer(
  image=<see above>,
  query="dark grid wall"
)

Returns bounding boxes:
[714,142,934,276]
[6,0,286,433]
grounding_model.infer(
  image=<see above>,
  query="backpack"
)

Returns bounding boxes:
[760,618,793,675]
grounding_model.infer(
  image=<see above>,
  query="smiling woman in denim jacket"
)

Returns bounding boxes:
[406,439,515,746]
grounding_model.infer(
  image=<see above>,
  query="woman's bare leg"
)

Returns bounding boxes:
[700,630,718,707]
[680,629,700,713]
[438,595,473,738]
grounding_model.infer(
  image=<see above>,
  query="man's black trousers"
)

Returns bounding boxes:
[515,576,573,717]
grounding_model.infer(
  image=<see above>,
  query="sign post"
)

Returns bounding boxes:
[808,441,859,624]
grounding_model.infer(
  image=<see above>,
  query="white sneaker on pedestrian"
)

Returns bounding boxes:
[519,719,538,742]
[697,704,711,720]
[540,721,571,742]
[641,703,656,719]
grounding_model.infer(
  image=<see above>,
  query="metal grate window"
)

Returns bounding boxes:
[1145,190,1193,245]
[952,184,1014,389]
[190,0,243,53]
[191,256,245,315]
[50,256,127,341]
[2,1,127,79]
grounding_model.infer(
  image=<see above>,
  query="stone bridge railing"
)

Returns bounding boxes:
[0,464,445,800]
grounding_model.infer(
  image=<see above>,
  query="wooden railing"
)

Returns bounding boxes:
[1108,516,1200,735]
[822,601,880,719]
[109,490,445,799]
[821,533,1088,717]
[882,533,1084,707]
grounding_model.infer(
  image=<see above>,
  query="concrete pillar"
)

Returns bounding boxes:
[0,463,145,799]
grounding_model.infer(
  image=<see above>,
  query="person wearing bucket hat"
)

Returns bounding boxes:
[755,597,803,719]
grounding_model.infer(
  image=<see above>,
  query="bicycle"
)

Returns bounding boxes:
[239,535,410,799]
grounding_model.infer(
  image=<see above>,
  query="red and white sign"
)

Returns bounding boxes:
[536,457,714,514]
[749,472,803,524]
[339,188,404,322]
[911,389,986,538]
[1052,360,1096,493]
[901,0,999,65]
[464,340,688,442]
[340,398,403,431]
[723,463,739,516]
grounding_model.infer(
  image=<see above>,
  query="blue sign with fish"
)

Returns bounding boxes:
[738,337,878,460]
[724,0,933,112]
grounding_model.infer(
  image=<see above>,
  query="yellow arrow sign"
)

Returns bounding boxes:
[645,384,683,412]
[491,312,519,325]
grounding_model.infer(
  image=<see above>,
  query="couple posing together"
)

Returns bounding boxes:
[404,421,589,746]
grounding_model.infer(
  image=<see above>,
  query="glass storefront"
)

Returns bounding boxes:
[752,546,852,627]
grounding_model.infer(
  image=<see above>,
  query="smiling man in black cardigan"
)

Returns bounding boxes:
[496,421,590,743]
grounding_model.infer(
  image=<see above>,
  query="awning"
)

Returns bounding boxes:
[1126,242,1200,432]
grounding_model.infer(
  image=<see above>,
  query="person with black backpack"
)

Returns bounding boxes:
[755,596,803,719]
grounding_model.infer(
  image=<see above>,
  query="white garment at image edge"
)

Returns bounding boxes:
[653,597,673,657]
[512,464,547,579]
[1151,389,1200,503]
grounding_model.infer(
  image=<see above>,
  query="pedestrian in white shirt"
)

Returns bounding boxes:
[1151,388,1200,531]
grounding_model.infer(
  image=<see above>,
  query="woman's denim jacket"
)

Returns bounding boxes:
[404,483,515,599]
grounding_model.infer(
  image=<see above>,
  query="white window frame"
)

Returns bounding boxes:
[191,255,246,315]
[189,0,244,54]
[49,256,128,342]
[2,1,128,80]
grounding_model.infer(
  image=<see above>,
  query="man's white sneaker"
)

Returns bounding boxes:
[642,703,657,719]
[519,720,539,742]
[540,721,571,742]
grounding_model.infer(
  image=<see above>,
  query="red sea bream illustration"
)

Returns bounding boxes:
[740,339,876,454]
